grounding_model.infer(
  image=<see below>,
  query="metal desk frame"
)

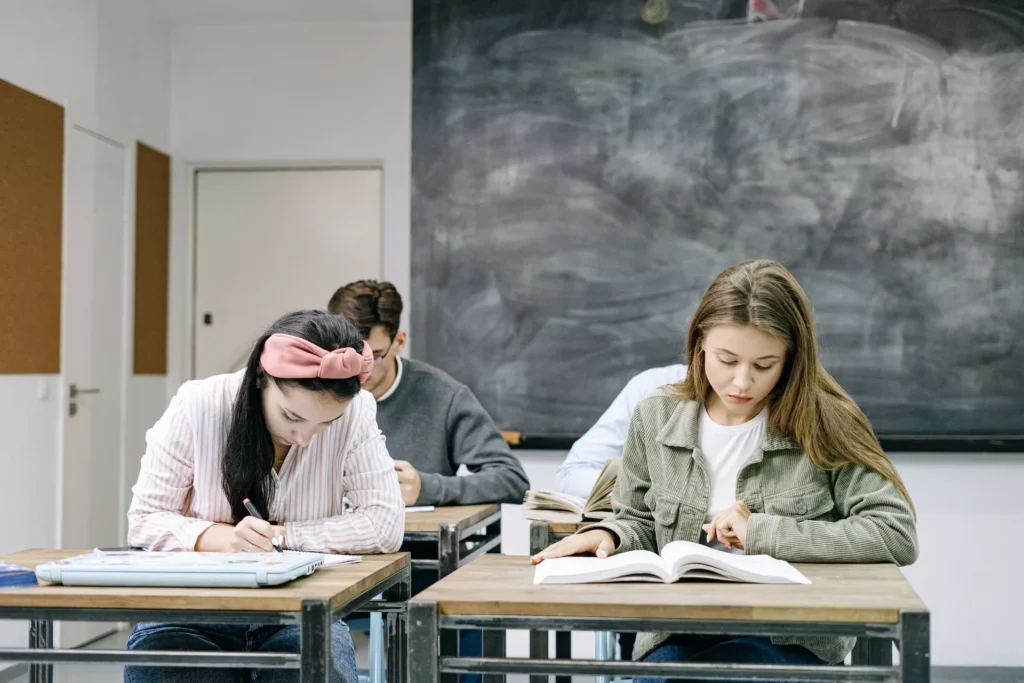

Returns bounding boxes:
[0,564,411,683]
[408,606,930,683]
[404,509,503,683]
[404,509,503,579]
[528,522,579,683]
[528,521,902,679]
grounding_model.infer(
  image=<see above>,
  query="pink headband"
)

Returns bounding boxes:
[260,334,374,384]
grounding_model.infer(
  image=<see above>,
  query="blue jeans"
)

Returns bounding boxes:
[124,620,358,683]
[636,634,827,683]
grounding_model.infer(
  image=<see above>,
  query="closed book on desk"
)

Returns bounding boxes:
[534,540,811,585]
[0,562,38,589]
[523,458,619,523]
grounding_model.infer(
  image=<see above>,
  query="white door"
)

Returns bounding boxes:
[58,126,128,648]
[193,168,383,378]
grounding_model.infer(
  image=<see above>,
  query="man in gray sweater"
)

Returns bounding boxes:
[327,279,530,507]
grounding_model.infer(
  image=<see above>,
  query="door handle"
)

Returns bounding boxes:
[69,384,101,399]
[68,384,100,417]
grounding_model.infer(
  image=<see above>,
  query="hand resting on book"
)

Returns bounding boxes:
[530,529,617,564]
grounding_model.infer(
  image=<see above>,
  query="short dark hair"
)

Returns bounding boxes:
[327,280,403,340]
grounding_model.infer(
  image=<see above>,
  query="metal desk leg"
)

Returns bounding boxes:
[851,636,893,666]
[483,521,505,683]
[482,628,506,683]
[408,603,439,683]
[594,631,614,683]
[554,631,571,683]
[527,522,551,683]
[439,525,459,683]
[302,599,333,683]
[386,569,412,683]
[371,608,387,683]
[28,620,53,683]
[899,611,930,683]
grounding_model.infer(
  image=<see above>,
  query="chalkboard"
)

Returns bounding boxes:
[411,0,1024,448]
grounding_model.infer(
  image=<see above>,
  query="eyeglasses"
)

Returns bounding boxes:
[372,339,396,362]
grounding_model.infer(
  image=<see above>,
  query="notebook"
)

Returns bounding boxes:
[0,561,38,589]
[35,550,359,588]
[534,540,811,585]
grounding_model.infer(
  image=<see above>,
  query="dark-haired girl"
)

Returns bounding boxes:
[125,310,403,683]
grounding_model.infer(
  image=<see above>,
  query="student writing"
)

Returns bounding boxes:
[124,310,403,683]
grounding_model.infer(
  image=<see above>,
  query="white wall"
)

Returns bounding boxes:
[0,0,99,126]
[93,0,174,547]
[167,19,411,392]
[895,454,1024,666]
[0,0,172,657]
[0,379,61,650]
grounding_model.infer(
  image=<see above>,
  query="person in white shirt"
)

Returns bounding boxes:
[555,363,688,499]
[553,362,686,662]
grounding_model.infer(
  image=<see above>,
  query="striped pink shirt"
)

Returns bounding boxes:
[127,371,404,554]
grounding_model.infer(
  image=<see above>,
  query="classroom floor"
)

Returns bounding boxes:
[1,629,1017,683]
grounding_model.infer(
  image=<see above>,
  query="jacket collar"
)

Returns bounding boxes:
[655,398,800,452]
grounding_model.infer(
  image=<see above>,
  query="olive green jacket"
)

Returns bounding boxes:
[588,393,918,664]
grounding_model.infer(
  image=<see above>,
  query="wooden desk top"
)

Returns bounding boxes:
[0,550,409,613]
[412,554,926,624]
[404,504,500,533]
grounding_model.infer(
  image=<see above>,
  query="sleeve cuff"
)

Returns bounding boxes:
[284,520,323,552]
[181,519,218,551]
[744,513,779,556]
[416,471,443,506]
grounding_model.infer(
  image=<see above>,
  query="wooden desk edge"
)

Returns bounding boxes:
[412,598,913,624]
[0,551,410,614]
[328,552,410,612]
[404,504,501,533]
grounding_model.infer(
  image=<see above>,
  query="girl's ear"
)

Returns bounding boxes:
[255,368,265,389]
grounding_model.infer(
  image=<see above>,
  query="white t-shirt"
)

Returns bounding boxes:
[697,404,767,554]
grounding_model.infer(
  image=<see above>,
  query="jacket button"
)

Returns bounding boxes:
[796,502,807,515]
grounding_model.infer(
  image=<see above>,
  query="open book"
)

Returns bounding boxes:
[523,458,620,523]
[533,540,811,585]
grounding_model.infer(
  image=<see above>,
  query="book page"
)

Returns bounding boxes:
[584,458,620,512]
[523,509,585,524]
[283,551,361,567]
[534,549,670,584]
[661,541,811,584]
[526,489,586,514]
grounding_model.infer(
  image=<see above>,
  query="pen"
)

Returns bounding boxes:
[242,498,283,553]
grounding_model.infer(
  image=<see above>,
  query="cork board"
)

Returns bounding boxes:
[133,142,170,375]
[0,79,65,374]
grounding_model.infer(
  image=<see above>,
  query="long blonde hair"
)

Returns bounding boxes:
[672,260,914,512]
